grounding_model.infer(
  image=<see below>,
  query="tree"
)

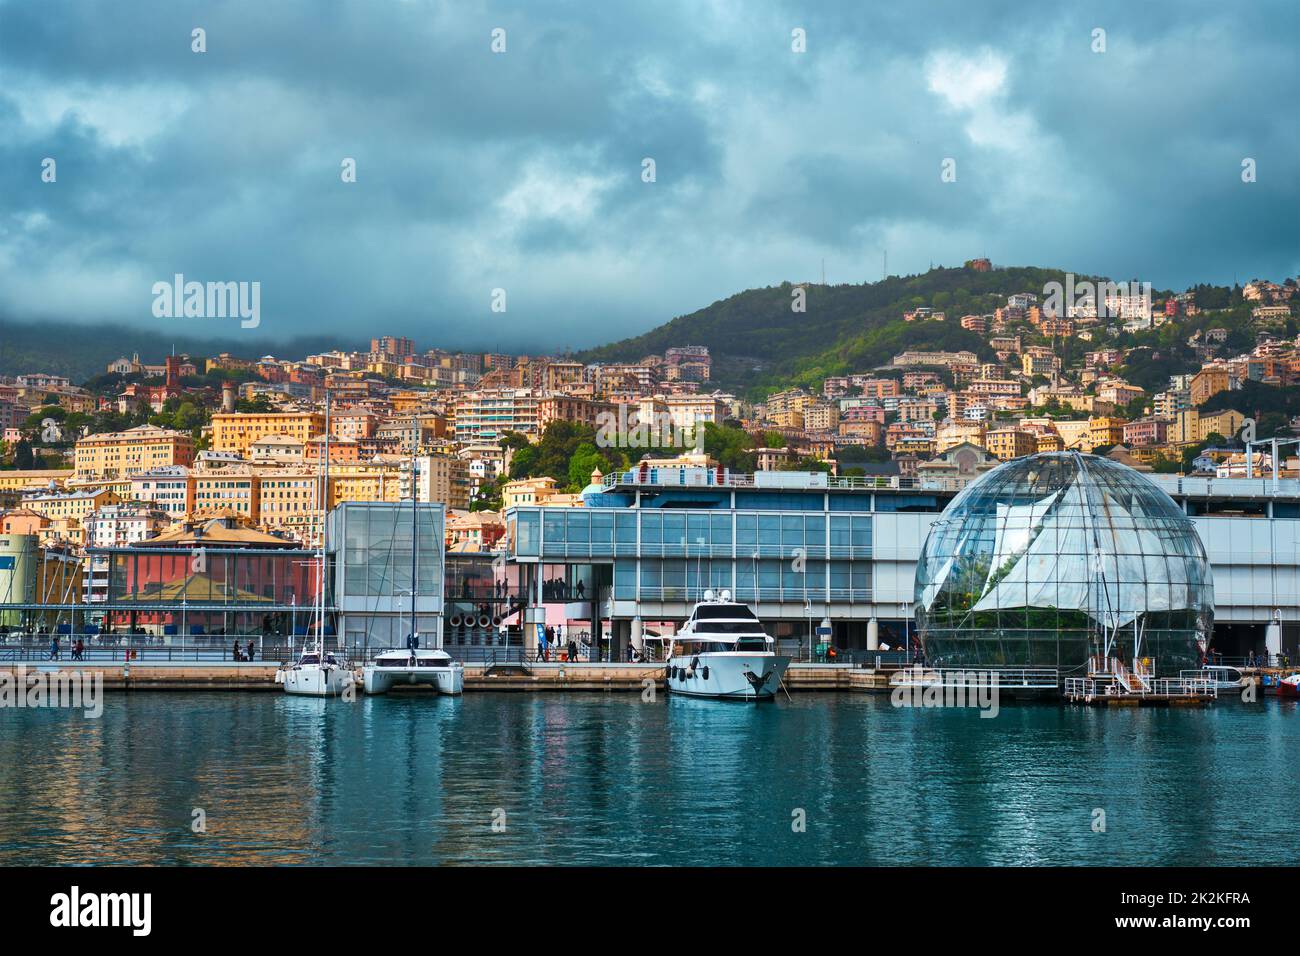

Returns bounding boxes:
[567,442,615,490]
[14,438,34,470]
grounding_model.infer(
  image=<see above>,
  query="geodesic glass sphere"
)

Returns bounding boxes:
[914,452,1213,676]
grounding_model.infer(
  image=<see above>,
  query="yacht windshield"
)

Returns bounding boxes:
[692,621,764,634]
[695,604,758,620]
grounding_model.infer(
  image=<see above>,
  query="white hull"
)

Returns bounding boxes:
[666,652,790,700]
[363,663,464,695]
[279,663,354,697]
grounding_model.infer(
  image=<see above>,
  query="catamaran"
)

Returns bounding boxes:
[362,455,464,696]
[665,590,789,700]
[278,392,354,697]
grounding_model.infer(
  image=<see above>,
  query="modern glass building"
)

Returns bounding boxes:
[915,452,1214,676]
[329,501,444,649]
[505,468,943,658]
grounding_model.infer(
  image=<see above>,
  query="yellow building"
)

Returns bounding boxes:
[803,402,841,432]
[1088,416,1127,448]
[210,412,325,457]
[985,428,1038,461]
[1022,353,1059,376]
[1052,420,1093,451]
[1199,409,1245,443]
[20,487,119,525]
[75,425,195,479]
[0,469,73,493]
[1172,408,1245,445]
[256,469,323,539]
[935,420,986,453]
[1034,432,1064,453]
[328,463,405,508]
[502,476,565,508]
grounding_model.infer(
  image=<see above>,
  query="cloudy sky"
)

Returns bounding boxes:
[1,0,1297,351]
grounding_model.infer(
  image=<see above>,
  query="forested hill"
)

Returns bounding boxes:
[0,317,352,382]
[579,264,1115,397]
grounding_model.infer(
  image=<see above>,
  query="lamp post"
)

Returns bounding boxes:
[901,602,911,664]
[805,597,813,663]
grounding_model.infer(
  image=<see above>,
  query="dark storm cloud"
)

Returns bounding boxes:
[0,0,1295,351]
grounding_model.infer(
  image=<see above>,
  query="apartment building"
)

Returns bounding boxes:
[414,454,472,511]
[210,411,325,457]
[129,466,193,519]
[984,428,1037,461]
[21,487,120,527]
[1088,416,1127,449]
[83,504,171,548]
[255,469,323,540]
[935,420,986,453]
[191,467,259,520]
[803,402,840,433]
[1190,366,1232,406]
[74,425,196,479]
[454,389,540,443]
[537,395,616,432]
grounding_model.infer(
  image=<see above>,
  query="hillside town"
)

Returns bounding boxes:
[1,268,1298,575]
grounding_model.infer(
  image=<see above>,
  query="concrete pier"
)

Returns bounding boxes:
[0,660,881,693]
[0,662,281,690]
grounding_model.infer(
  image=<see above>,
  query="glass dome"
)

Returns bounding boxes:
[915,452,1213,676]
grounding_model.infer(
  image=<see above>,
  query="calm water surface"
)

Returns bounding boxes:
[1,692,1296,865]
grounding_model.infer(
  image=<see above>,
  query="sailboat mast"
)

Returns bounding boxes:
[410,447,418,649]
[318,391,330,654]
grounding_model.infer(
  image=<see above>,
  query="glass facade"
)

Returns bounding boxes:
[332,501,442,599]
[95,547,320,636]
[106,549,319,606]
[915,452,1213,675]
[512,506,873,604]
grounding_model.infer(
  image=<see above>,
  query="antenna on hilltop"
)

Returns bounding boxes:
[821,258,826,286]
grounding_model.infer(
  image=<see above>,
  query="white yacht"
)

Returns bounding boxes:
[666,590,790,700]
[364,645,464,695]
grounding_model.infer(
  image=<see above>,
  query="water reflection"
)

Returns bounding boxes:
[0,694,1296,865]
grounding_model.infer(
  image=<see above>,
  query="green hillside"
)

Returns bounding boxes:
[580,264,1109,398]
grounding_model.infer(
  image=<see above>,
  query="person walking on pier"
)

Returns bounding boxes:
[232,639,243,662]
[247,640,256,663]
[49,635,60,661]
[73,638,84,662]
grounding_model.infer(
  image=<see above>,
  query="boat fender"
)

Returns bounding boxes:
[702,666,709,681]
[686,667,695,680]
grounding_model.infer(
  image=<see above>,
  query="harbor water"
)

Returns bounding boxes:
[1,693,1296,866]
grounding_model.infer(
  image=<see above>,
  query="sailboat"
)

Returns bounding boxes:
[279,392,354,697]
[362,454,464,696]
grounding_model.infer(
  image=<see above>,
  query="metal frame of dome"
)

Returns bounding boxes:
[914,451,1214,676]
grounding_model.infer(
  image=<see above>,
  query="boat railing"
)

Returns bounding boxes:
[1065,674,1218,700]
[890,666,1061,690]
